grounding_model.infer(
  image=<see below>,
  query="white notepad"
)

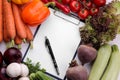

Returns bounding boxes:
[23,8,84,79]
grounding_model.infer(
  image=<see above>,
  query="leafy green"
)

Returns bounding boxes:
[80,1,120,49]
[105,0,120,34]
[24,58,46,74]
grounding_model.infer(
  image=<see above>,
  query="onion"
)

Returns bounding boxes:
[3,47,22,64]
[6,63,21,78]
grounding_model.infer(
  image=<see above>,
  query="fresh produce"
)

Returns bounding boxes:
[104,0,120,33]
[3,11,10,43]
[69,0,81,13]
[101,45,120,80]
[0,67,6,75]
[12,3,27,41]
[14,35,23,49]
[6,62,29,78]
[24,58,46,74]
[41,0,49,4]
[1,0,34,49]
[3,47,22,64]
[21,0,50,26]
[80,1,120,49]
[66,60,88,80]
[82,0,92,8]
[0,66,13,80]
[24,58,53,80]
[0,52,3,66]
[11,0,30,4]
[35,71,53,80]
[41,0,106,20]
[25,25,34,49]
[92,0,106,7]
[88,44,112,80]
[0,0,3,43]
[51,0,70,14]
[30,71,53,80]
[78,8,89,20]
[62,0,71,5]
[20,63,29,77]
[3,0,16,44]
[89,7,99,16]
[6,63,22,78]
[77,45,97,65]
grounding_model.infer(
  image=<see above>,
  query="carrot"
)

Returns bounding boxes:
[3,0,16,45]
[3,16,12,48]
[25,25,34,48]
[25,25,33,42]
[0,0,3,43]
[3,16,10,43]
[15,35,22,49]
[12,3,27,40]
[15,35,22,45]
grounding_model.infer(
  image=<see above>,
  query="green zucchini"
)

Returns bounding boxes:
[101,44,120,80]
[88,44,112,80]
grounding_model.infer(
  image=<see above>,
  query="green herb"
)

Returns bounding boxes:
[24,58,46,74]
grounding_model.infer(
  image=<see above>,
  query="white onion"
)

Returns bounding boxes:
[6,62,21,78]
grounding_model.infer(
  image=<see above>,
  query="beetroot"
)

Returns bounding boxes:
[77,45,97,65]
[66,60,88,80]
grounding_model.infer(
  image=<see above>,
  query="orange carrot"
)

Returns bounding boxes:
[15,35,22,49]
[15,35,22,45]
[12,3,27,40]
[3,0,16,43]
[3,16,10,43]
[25,25,34,48]
[25,25,33,42]
[0,0,3,43]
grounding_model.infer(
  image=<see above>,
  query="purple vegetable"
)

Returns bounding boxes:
[77,45,97,65]
[3,47,22,65]
[66,60,88,80]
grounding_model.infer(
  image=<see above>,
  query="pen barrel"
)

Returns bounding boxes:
[48,45,55,60]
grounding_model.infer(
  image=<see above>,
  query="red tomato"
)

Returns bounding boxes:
[69,0,81,13]
[83,0,92,8]
[92,0,106,7]
[62,0,71,4]
[78,9,89,20]
[89,7,99,16]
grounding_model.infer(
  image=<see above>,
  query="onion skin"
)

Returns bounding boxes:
[77,45,97,65]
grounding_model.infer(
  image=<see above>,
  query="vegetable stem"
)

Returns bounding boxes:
[45,2,55,7]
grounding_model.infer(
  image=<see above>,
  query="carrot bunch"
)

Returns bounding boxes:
[1,0,34,49]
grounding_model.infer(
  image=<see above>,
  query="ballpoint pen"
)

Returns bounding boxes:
[45,36,60,75]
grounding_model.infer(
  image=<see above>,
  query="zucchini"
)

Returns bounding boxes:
[88,44,112,80]
[101,45,120,80]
